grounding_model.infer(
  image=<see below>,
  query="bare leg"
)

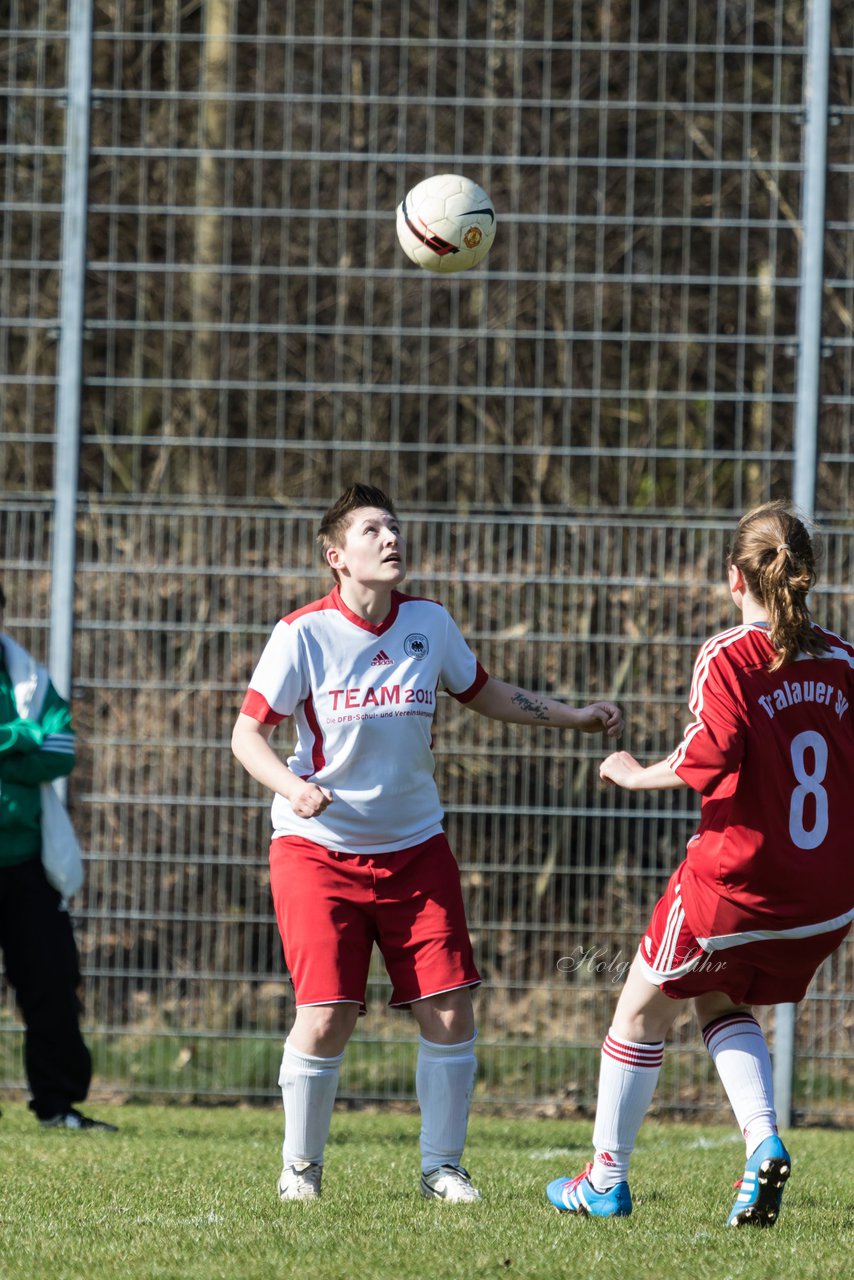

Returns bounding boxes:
[610,954,686,1042]
[409,986,475,1044]
[693,990,753,1027]
[288,1001,361,1055]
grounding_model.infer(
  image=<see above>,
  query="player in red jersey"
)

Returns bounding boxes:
[232,483,623,1203]
[547,501,854,1227]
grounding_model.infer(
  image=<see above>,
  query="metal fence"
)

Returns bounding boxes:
[1,0,852,1123]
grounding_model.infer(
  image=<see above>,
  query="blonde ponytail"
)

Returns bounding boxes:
[728,501,830,671]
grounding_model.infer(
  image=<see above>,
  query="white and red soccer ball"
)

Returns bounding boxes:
[396,173,496,274]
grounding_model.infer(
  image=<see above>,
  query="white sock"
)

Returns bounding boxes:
[590,1029,664,1190]
[703,1013,777,1157]
[416,1032,478,1173]
[279,1038,344,1167]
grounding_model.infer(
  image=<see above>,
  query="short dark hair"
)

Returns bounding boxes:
[317,484,397,580]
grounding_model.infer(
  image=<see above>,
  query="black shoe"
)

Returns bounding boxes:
[40,1108,118,1132]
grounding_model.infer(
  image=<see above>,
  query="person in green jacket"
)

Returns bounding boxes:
[0,583,115,1130]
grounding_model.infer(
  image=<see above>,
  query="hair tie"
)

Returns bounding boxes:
[777,543,789,554]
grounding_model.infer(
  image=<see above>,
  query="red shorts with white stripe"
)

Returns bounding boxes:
[269,832,481,1013]
[637,863,851,1005]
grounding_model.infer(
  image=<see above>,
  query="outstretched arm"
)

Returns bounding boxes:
[465,677,623,737]
[599,751,687,791]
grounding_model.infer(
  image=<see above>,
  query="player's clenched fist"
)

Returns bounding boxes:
[599,750,643,786]
[575,701,623,737]
[291,783,333,819]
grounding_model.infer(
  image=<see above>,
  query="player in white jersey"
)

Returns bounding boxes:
[547,501,854,1228]
[232,484,623,1203]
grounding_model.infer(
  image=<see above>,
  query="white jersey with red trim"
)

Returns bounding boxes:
[666,621,854,946]
[240,586,488,853]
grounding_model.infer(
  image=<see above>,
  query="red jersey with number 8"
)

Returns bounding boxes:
[666,622,854,950]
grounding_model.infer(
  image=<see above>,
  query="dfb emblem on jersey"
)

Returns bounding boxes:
[404,633,429,659]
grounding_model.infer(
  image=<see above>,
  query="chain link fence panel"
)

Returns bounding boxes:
[1,0,851,1120]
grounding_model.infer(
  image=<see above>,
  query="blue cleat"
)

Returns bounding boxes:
[546,1163,632,1217]
[727,1135,791,1227]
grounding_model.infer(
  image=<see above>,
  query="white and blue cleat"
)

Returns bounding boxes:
[546,1163,632,1217]
[727,1135,791,1227]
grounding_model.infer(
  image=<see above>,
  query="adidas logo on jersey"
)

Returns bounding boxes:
[370,650,394,667]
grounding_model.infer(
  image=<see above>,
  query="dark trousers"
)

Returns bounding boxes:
[0,857,92,1119]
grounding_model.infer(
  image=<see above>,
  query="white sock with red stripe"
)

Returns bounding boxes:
[279,1039,344,1166]
[590,1029,665,1190]
[702,1013,777,1157]
[416,1033,477,1172]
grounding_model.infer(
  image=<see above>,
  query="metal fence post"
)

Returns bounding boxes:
[793,0,830,518]
[776,0,832,1132]
[49,0,93,718]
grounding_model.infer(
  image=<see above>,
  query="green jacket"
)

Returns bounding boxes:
[0,643,77,866]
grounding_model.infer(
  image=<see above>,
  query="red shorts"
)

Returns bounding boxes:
[637,863,851,1005]
[269,832,481,1012]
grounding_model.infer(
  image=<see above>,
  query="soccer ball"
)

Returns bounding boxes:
[396,174,496,274]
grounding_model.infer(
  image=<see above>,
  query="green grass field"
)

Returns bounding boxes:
[0,1104,851,1280]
